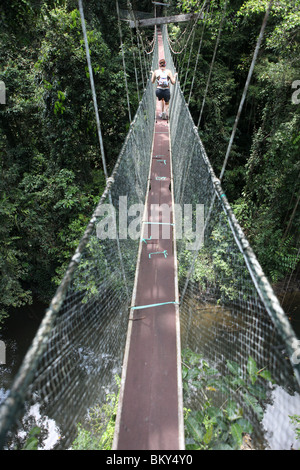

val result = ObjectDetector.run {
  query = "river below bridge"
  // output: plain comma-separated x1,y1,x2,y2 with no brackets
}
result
0,292,299,450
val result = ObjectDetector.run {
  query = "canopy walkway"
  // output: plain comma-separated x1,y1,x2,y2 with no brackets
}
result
0,1,299,451
113,29,184,450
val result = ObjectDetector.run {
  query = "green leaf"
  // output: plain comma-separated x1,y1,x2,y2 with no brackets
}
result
247,356,258,384
186,415,204,443
22,426,41,450
182,366,188,379
206,406,223,424
248,383,266,400
258,369,273,382
231,422,243,448
225,375,246,388
226,400,243,421
226,360,242,376
203,424,214,445
243,392,264,421
236,418,253,435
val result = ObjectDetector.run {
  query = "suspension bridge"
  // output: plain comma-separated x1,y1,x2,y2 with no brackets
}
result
0,0,299,451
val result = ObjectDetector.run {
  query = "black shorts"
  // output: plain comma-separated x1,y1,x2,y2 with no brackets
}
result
156,88,170,103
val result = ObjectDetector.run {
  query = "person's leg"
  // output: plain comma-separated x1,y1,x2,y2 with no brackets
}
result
156,89,165,118
164,90,171,119
165,101,169,117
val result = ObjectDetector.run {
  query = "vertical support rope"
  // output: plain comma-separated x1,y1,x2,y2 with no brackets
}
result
79,0,130,300
116,0,132,123
197,0,227,128
219,0,273,181
127,0,147,89
188,3,209,106
78,0,108,180
128,17,140,102
181,1,207,93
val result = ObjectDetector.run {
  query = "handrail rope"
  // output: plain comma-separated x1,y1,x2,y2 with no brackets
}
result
174,91,300,387
219,0,273,181
144,34,156,49
0,104,144,448
136,30,146,89
143,34,157,55
126,0,156,89
162,26,197,208
166,21,191,74
188,3,210,106
136,27,151,78
136,16,157,56
168,23,190,45
138,20,156,50
197,0,227,128
116,0,132,123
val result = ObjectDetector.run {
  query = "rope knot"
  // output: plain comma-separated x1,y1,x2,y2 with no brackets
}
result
107,176,115,186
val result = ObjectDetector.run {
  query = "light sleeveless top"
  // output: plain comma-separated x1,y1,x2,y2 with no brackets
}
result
156,70,170,89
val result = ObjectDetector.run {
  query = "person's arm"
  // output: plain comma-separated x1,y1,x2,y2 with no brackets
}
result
150,70,157,84
167,70,178,85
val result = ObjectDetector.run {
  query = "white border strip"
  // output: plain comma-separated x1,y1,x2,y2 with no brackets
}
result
168,119,185,450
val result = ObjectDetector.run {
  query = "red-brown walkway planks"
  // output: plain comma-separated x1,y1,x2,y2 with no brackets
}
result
113,30,184,451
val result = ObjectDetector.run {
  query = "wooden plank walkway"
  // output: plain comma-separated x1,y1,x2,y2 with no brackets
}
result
113,30,184,451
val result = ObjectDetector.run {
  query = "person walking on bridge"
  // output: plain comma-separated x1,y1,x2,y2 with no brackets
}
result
151,58,177,120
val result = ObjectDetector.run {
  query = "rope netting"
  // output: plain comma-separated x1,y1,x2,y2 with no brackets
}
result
163,26,300,450
0,28,158,450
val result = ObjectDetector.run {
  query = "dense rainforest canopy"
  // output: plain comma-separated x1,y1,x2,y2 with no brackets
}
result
0,0,299,328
